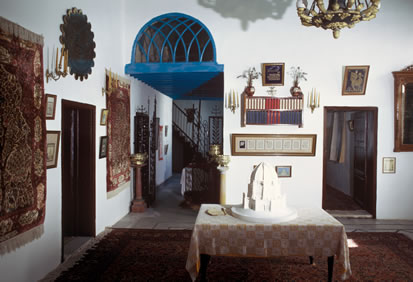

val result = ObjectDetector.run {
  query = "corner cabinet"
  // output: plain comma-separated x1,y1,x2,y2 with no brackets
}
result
241,94,304,127
392,66,413,152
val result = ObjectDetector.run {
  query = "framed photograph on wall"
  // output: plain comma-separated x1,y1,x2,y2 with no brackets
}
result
382,157,396,173
46,131,60,168
45,94,57,120
231,133,316,156
342,65,370,95
100,109,109,125
261,63,285,86
99,136,108,159
276,166,292,177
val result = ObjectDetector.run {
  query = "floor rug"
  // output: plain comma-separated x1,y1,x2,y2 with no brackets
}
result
55,229,413,281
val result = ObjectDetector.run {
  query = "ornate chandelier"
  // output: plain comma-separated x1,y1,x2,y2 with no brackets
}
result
296,0,381,39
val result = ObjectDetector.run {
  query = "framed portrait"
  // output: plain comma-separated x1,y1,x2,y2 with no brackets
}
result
276,166,292,178
45,94,57,120
382,157,396,173
261,63,285,86
232,134,316,156
100,109,109,125
164,144,169,155
342,65,370,95
165,125,168,137
99,136,108,159
46,131,60,168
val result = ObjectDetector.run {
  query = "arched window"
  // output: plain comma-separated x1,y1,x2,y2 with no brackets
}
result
125,13,223,99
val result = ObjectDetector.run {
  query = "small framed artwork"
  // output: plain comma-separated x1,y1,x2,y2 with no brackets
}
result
276,166,292,178
46,131,60,168
261,63,285,86
164,144,169,155
45,94,57,120
165,125,168,137
342,65,370,95
100,109,109,125
382,157,396,173
99,136,108,159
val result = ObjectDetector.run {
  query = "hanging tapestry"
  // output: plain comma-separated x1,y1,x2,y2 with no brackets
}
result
106,71,131,193
0,17,46,254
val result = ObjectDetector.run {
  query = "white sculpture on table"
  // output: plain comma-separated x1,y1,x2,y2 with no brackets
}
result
232,162,297,223
243,162,287,213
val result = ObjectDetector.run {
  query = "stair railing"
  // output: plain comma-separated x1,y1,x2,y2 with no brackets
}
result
172,102,209,158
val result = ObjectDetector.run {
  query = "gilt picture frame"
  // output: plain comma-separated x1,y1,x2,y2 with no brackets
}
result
46,131,60,168
261,63,285,86
45,94,57,120
100,109,109,125
231,133,316,156
342,65,370,95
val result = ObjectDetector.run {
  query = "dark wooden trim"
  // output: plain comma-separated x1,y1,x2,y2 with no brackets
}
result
322,106,377,218
61,99,96,262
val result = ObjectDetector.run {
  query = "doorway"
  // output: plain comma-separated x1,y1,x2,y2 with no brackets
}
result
61,100,96,261
323,107,377,218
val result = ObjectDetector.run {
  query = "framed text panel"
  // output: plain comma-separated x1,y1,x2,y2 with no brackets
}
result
231,134,316,156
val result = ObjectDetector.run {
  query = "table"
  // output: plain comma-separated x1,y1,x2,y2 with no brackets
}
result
185,204,351,281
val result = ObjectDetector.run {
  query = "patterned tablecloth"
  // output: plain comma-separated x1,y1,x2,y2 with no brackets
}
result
186,204,351,281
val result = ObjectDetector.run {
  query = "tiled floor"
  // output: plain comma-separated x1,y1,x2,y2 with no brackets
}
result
41,173,413,281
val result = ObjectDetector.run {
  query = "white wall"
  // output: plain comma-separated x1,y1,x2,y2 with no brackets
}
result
0,1,165,281
122,0,413,219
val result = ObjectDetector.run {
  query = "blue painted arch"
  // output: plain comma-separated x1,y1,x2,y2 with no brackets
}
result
125,13,223,100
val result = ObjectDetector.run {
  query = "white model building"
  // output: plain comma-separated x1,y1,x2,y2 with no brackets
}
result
243,162,287,213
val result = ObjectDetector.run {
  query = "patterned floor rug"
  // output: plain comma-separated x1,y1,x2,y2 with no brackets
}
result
55,229,413,281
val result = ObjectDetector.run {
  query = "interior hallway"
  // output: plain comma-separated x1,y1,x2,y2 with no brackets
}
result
41,174,413,281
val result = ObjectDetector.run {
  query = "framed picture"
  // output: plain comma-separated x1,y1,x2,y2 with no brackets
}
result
99,136,108,159
276,166,292,178
342,65,370,95
164,144,169,155
158,125,163,160
100,109,109,125
46,131,60,168
261,63,285,86
382,157,396,173
165,125,168,137
231,134,316,156
45,94,57,120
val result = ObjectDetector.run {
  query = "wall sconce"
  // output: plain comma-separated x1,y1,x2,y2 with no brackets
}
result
224,89,239,113
45,46,68,83
101,69,127,96
307,88,320,113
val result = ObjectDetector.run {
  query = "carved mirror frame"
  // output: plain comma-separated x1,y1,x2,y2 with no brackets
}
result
59,7,96,81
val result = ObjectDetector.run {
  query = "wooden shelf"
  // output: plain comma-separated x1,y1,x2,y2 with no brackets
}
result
241,95,303,127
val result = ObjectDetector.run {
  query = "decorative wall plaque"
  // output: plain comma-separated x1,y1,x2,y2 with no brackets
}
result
60,7,96,81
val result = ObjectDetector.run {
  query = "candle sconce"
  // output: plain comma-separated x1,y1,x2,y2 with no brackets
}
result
102,69,127,96
45,46,68,83
307,88,320,113
224,89,239,114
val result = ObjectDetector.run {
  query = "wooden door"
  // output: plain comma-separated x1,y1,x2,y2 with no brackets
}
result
62,100,96,238
353,112,368,207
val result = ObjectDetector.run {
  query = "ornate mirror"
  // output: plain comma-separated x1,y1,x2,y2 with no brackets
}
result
60,7,96,81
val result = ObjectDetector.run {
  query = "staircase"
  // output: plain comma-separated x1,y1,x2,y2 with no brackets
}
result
172,102,210,162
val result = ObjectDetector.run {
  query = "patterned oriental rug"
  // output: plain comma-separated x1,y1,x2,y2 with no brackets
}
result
0,17,46,254
106,73,130,194
55,229,413,281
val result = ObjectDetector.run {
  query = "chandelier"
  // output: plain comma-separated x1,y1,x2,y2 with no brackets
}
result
296,0,381,39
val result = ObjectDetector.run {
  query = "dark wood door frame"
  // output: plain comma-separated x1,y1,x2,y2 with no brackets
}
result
61,99,96,261
322,106,378,218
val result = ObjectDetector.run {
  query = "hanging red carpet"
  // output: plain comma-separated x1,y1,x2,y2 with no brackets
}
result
0,17,46,253
106,73,131,193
